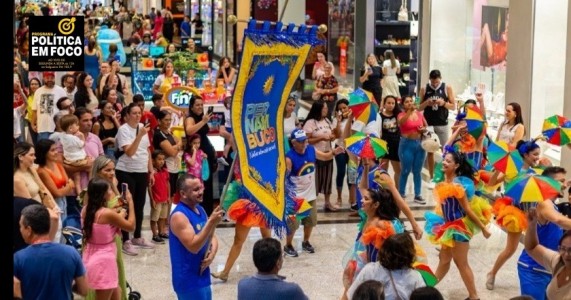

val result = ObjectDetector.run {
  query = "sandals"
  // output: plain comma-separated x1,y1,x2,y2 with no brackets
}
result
324,203,340,212
486,273,495,290
210,271,229,282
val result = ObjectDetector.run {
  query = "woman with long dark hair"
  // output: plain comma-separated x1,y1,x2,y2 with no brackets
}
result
84,36,102,89
303,101,337,211
425,150,491,300
496,102,524,148
184,94,217,215
332,99,354,208
93,100,121,160
380,95,402,188
82,178,134,300
74,72,99,111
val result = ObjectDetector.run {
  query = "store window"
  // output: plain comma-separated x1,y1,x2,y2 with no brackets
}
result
327,0,355,87
429,0,509,141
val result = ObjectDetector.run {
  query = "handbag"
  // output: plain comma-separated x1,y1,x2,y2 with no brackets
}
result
312,75,324,101
421,128,441,153
201,157,210,181
410,13,418,37
398,0,408,21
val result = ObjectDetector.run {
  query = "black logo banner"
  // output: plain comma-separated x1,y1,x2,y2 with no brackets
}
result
28,16,84,71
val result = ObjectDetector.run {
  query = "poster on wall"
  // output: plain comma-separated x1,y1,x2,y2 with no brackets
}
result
472,1,509,71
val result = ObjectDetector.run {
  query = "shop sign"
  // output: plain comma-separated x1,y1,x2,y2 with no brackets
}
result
165,86,198,111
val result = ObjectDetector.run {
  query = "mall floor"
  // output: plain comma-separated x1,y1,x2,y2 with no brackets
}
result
119,174,523,300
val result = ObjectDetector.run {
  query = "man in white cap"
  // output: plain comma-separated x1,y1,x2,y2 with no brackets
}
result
283,129,340,257
31,71,67,141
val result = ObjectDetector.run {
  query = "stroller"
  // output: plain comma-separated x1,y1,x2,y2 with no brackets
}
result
61,214,142,300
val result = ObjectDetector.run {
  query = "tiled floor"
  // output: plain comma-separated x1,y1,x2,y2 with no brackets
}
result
115,165,528,299
123,221,523,300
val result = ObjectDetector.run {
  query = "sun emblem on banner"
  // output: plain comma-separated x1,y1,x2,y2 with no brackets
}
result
263,75,274,95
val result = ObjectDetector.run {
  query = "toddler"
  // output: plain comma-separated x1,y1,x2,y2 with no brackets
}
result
184,134,208,181
59,114,91,195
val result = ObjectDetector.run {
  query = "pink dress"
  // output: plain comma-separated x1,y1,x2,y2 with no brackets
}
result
82,210,119,289
184,150,205,181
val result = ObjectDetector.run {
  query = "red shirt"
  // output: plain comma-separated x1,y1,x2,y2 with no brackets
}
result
141,110,158,151
151,168,169,203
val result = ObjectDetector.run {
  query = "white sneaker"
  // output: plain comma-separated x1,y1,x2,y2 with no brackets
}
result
131,237,155,249
217,157,230,166
426,180,435,190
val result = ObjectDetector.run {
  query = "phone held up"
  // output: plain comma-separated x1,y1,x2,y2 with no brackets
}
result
121,183,129,217
207,106,214,115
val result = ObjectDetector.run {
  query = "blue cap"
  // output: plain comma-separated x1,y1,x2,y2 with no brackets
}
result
290,128,307,142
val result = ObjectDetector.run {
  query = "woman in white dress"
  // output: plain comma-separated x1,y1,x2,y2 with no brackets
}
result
382,50,401,99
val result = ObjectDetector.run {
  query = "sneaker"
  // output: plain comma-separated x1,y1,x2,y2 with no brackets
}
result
350,203,358,211
426,180,436,190
217,157,230,166
414,196,427,205
152,235,165,244
302,241,315,253
283,245,299,257
122,240,139,256
159,233,169,239
131,237,155,249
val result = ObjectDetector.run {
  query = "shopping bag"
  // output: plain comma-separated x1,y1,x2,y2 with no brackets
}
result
201,157,210,181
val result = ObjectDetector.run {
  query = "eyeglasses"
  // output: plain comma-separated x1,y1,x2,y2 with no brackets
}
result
559,246,571,255
61,103,74,110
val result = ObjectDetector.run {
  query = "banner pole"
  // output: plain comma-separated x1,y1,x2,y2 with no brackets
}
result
279,0,290,23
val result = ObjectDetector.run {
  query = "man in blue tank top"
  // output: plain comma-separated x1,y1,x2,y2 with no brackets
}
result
517,167,570,300
419,70,456,189
169,174,224,300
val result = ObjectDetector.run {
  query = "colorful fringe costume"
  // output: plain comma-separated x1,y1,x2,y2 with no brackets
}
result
425,176,492,248
221,169,311,236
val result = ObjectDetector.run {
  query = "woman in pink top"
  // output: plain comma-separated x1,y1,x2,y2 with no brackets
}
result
397,96,428,204
82,178,135,299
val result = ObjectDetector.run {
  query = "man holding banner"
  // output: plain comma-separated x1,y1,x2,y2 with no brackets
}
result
284,129,341,257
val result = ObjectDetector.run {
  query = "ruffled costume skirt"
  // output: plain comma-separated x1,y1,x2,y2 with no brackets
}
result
424,177,492,248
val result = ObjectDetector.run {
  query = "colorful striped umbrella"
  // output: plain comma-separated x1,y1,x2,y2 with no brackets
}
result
348,88,379,124
413,262,438,287
345,132,387,159
542,115,571,146
505,174,561,208
464,106,486,140
487,140,524,178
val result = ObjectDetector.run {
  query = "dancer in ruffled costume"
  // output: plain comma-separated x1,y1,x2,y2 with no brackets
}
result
210,156,311,282
342,158,427,298
486,138,545,289
425,150,491,300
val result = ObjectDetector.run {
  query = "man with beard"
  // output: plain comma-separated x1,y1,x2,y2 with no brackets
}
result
169,174,224,300
32,72,67,141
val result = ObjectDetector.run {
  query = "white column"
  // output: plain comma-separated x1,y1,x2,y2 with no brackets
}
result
278,0,305,24
560,0,571,173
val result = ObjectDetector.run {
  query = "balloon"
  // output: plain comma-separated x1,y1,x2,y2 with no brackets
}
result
97,26,127,66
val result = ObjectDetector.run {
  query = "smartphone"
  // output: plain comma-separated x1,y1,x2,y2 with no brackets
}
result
337,111,342,117
207,106,214,114
121,183,128,201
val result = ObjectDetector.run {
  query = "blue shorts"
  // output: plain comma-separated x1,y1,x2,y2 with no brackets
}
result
176,286,212,300
225,126,232,134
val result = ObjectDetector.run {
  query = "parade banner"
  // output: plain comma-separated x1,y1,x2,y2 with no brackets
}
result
232,20,321,230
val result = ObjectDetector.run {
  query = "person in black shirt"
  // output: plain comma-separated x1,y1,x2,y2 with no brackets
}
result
379,95,402,187
359,53,383,107
418,70,456,189
191,13,204,36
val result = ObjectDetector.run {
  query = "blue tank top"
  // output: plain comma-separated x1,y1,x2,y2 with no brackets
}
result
366,219,404,262
169,202,211,293
518,204,563,272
